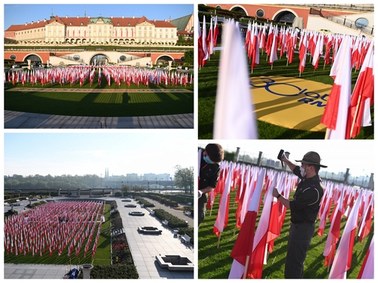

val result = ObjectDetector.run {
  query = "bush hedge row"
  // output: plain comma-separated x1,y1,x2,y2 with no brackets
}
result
153,209,188,228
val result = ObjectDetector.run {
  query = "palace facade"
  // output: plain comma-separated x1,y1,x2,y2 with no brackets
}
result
5,15,179,46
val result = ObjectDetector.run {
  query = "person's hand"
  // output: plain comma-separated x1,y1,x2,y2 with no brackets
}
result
272,188,280,198
280,152,288,163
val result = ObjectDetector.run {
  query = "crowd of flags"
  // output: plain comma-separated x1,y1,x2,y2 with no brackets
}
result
200,156,374,279
199,15,374,139
4,201,105,258
5,66,193,88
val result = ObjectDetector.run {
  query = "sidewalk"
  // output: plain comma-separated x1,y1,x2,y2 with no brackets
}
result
4,264,69,279
5,110,193,128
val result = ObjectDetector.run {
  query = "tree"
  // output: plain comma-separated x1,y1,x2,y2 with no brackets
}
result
184,50,194,65
174,166,194,194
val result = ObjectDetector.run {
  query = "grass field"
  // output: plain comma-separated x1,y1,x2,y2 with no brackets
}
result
4,77,193,116
198,190,373,279
198,52,373,139
4,204,112,266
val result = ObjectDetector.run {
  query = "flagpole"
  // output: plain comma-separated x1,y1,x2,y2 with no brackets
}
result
348,93,363,139
242,255,250,279
217,234,221,248
324,128,331,139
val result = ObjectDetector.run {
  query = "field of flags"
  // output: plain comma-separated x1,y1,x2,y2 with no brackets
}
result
4,201,105,262
199,15,374,139
5,66,193,88
199,158,374,279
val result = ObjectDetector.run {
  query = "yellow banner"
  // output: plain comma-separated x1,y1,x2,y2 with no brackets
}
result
251,76,331,132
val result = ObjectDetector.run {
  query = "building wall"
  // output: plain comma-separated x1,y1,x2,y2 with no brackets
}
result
307,14,374,38
9,17,178,46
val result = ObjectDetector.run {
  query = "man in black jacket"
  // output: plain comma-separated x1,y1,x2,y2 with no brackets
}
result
198,143,224,226
273,151,327,278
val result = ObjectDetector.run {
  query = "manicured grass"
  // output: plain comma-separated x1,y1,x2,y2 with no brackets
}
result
198,51,373,139
5,204,112,266
5,90,193,117
198,190,373,279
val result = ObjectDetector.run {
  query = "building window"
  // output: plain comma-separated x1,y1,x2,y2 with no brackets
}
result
355,17,369,29
256,9,265,18
10,55,16,60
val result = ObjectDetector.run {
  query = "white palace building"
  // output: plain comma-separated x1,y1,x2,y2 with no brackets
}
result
5,15,179,46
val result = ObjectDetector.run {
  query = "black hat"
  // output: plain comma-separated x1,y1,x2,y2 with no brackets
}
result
295,151,327,168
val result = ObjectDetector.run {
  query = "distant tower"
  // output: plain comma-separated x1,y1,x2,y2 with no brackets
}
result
105,168,109,179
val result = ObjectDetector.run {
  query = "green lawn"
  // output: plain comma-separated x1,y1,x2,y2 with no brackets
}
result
199,190,373,279
5,89,193,117
198,52,373,139
5,204,112,266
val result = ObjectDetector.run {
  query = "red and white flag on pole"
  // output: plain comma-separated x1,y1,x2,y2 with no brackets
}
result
345,41,374,139
357,238,374,279
229,168,266,279
247,171,277,278
321,35,352,139
323,187,344,267
213,162,233,237
329,191,362,278
298,31,308,74
213,20,258,139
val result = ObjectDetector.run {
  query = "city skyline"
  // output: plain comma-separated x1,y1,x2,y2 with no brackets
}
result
4,3,193,29
5,132,195,177
199,140,375,178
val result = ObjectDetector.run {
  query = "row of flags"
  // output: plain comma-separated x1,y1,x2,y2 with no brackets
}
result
5,66,193,88
203,17,374,139
201,157,374,279
4,201,104,258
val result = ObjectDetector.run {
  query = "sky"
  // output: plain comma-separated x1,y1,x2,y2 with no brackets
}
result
5,132,195,177
199,140,375,178
4,3,193,29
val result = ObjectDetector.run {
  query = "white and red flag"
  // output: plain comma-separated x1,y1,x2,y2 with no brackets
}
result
229,168,266,279
213,162,233,237
329,191,362,278
321,35,352,139
213,20,258,139
345,41,374,139
357,238,374,279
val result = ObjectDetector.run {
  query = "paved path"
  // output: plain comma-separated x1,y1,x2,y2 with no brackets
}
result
116,198,193,279
4,264,71,279
5,110,193,128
